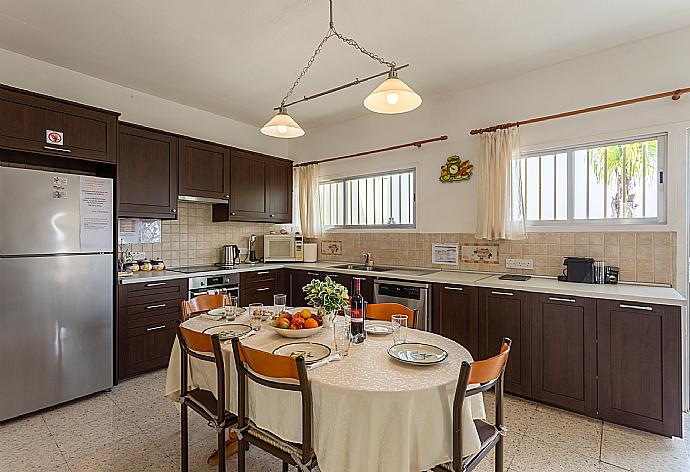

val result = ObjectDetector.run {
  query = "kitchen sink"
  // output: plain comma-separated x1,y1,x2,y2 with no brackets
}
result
333,264,393,272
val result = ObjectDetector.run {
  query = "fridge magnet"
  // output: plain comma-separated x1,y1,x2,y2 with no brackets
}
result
439,155,473,182
461,245,498,264
321,240,342,255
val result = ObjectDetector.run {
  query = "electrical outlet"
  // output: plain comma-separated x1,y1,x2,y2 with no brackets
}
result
131,252,146,260
505,258,534,269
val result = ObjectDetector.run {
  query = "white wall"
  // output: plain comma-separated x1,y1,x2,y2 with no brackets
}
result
289,26,690,233
0,48,288,157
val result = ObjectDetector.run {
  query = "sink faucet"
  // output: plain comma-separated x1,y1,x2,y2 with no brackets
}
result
362,253,372,267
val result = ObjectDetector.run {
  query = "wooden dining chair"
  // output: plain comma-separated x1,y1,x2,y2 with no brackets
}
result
366,302,418,329
231,337,318,472
433,338,512,472
176,322,238,472
181,293,224,321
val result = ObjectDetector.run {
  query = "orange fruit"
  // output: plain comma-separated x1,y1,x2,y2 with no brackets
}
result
299,309,312,319
304,318,318,329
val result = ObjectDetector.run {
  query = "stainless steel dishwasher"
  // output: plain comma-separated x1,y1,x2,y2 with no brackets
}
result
373,279,431,331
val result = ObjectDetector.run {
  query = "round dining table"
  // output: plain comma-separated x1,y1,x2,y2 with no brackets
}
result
164,311,486,472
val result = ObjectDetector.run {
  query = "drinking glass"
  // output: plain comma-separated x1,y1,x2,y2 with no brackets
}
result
224,294,239,322
391,314,408,345
333,320,351,357
273,293,287,318
249,303,263,331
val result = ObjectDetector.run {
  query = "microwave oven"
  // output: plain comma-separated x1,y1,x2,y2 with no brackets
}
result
262,234,304,262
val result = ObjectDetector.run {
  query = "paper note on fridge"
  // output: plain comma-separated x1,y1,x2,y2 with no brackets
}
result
79,176,113,252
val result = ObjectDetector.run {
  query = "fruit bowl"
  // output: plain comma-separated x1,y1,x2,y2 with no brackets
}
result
270,325,323,338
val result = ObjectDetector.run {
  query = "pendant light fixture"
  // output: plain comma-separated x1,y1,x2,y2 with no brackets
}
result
261,0,421,138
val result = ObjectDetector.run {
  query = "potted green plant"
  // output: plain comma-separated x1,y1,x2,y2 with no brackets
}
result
302,276,349,327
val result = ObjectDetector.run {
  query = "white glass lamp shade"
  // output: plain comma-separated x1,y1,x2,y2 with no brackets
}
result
364,76,422,114
261,110,305,138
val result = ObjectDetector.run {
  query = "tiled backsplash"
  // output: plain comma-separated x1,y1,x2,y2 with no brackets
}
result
121,202,287,268
121,201,676,286
317,231,677,286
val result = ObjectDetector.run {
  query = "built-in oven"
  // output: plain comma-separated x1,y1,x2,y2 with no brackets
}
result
188,273,240,299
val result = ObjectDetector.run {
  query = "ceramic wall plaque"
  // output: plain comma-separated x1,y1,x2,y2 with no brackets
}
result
439,155,473,182
321,240,343,255
461,244,498,264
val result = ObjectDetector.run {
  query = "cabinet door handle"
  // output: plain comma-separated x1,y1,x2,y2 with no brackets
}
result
224,195,230,198
307,272,320,276
231,212,236,216
256,287,270,292
256,271,270,275
444,286,463,291
270,214,275,218
327,274,339,278
43,145,71,153
146,304,166,309
491,291,514,296
145,282,166,287
146,325,166,331
548,297,576,303
171,208,177,213
619,304,653,311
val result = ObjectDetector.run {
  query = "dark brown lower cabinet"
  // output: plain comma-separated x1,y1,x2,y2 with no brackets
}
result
239,269,285,306
432,284,478,357
288,269,321,307
480,288,531,397
597,300,681,436
531,294,597,416
117,278,188,380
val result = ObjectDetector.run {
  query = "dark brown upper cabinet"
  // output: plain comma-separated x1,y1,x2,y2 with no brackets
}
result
118,123,178,219
0,84,118,163
480,288,532,397
596,299,681,437
178,138,230,201
266,157,293,222
213,149,293,223
432,284,479,358
531,294,597,416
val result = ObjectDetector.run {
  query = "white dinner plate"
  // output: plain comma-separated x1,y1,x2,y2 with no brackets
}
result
365,320,393,335
273,342,331,364
202,323,252,340
387,343,448,366
202,307,246,320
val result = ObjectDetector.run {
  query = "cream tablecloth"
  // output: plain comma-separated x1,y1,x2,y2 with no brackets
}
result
165,313,486,472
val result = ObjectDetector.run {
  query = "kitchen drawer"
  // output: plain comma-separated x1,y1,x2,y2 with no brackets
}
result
123,321,177,378
122,301,182,329
241,269,279,286
119,278,188,306
240,284,277,306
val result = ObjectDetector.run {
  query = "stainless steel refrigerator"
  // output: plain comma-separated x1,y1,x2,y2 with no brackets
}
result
0,167,114,421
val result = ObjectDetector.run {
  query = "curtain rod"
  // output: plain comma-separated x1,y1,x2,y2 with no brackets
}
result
469,87,690,135
293,135,448,168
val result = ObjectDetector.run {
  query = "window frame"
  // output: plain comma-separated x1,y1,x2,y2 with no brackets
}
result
319,168,417,230
520,133,667,227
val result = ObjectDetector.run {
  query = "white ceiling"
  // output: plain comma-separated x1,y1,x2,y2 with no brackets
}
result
1,0,690,129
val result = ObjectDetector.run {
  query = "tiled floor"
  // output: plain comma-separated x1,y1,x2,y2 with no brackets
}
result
1,369,689,471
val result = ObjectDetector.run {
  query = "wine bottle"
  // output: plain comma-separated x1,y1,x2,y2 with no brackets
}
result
351,277,366,343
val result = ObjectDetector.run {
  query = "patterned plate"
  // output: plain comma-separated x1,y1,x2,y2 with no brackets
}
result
387,342,448,366
273,342,331,365
365,320,393,335
202,323,252,340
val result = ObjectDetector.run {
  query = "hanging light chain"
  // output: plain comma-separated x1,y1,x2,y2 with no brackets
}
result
281,29,334,106
330,26,396,69
279,0,396,107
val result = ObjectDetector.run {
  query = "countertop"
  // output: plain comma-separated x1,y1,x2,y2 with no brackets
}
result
119,261,687,306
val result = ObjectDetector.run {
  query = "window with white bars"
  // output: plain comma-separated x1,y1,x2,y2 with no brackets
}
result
319,169,416,228
515,134,666,224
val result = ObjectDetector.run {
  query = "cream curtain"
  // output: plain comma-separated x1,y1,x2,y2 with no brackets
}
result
296,163,322,238
475,127,526,240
